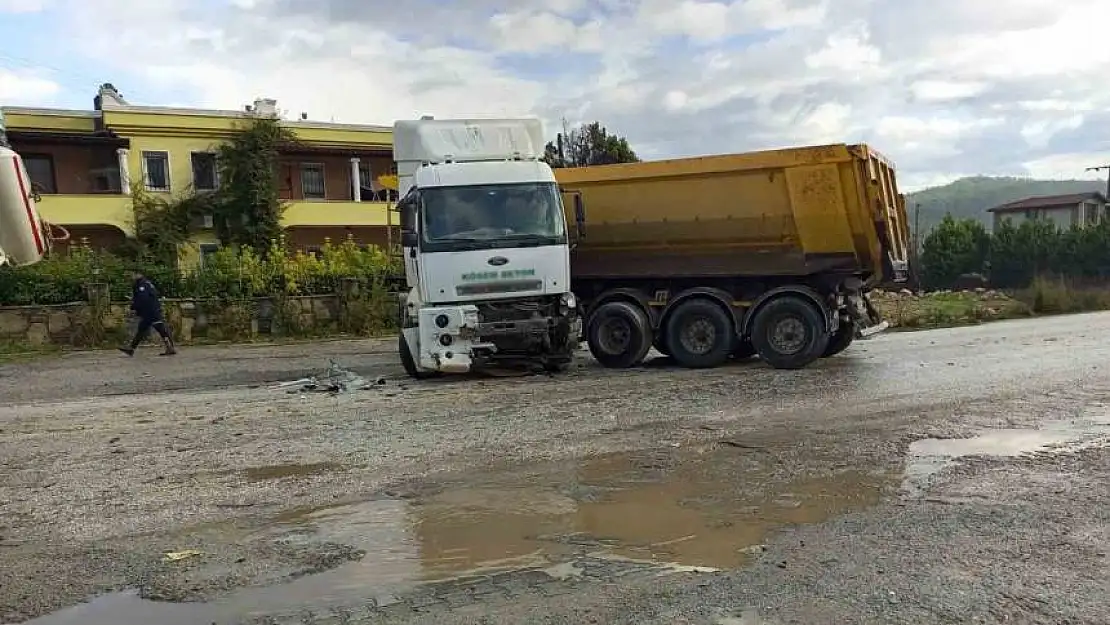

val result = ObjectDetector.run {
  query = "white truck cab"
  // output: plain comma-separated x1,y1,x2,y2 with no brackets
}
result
393,117,580,377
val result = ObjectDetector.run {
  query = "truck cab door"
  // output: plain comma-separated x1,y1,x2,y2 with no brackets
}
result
398,188,420,289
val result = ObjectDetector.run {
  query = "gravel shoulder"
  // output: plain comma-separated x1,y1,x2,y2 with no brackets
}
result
2,314,1110,623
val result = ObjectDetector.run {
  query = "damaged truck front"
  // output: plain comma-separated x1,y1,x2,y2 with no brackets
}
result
556,143,911,371
393,117,580,378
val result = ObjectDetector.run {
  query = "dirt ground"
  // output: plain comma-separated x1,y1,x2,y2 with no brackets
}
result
2,315,1109,624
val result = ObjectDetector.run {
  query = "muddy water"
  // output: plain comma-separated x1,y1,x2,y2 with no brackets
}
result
23,448,892,624
243,461,345,481
902,414,1110,494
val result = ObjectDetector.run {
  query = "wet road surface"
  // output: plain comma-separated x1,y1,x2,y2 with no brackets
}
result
2,313,1110,624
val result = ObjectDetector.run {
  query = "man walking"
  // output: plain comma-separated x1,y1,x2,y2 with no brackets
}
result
120,269,177,356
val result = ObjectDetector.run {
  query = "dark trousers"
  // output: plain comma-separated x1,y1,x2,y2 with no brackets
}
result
130,316,171,349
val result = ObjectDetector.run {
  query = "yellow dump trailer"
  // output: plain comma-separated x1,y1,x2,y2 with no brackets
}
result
555,143,911,371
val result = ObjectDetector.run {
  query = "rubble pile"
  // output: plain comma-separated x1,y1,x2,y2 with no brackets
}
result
869,288,1022,328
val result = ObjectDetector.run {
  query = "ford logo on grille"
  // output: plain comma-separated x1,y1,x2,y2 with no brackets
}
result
487,256,509,266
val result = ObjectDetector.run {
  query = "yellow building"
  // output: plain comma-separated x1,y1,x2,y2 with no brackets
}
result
1,83,396,264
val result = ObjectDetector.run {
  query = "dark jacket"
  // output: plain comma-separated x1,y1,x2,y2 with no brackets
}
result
131,277,163,320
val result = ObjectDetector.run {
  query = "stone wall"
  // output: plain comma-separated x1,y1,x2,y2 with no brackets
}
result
0,281,394,347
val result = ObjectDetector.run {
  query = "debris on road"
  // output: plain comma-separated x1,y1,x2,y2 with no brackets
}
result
273,360,390,395
163,549,202,562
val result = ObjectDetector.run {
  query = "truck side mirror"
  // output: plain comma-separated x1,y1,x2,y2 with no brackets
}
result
401,230,418,248
573,194,586,238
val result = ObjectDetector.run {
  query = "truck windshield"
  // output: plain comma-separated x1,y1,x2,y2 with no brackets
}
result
420,182,566,252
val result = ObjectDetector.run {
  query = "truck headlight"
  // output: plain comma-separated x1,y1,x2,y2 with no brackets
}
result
559,293,577,313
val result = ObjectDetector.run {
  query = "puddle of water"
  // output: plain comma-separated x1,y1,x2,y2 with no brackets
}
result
903,417,1110,494
23,448,891,625
243,461,344,481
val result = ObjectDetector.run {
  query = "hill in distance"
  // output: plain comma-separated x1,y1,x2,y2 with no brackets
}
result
906,176,1105,234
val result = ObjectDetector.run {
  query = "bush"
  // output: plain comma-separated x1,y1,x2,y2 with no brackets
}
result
920,215,989,290
1014,275,1110,314
0,236,400,306
923,213,1110,290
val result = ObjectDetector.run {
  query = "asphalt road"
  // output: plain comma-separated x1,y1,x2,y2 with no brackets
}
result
2,314,1109,624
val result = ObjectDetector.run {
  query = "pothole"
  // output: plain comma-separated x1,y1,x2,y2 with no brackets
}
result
903,416,1110,496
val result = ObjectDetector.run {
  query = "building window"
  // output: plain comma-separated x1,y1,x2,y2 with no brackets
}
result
191,152,218,191
142,151,170,191
355,162,373,201
199,243,220,266
1086,202,1100,226
300,163,325,199
22,154,56,194
305,245,322,258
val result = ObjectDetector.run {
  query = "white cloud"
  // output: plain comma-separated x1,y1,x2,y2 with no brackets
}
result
910,80,987,102
637,0,826,41
6,0,1106,190
1020,115,1084,149
1023,153,1110,181
0,0,47,12
900,171,981,194
0,68,60,104
489,11,603,52
804,23,884,77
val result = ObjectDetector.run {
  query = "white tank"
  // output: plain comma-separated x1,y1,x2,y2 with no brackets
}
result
0,145,50,266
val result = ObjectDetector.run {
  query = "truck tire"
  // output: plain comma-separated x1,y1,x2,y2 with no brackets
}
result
587,301,652,368
749,296,830,370
398,332,439,379
665,299,733,369
822,322,855,357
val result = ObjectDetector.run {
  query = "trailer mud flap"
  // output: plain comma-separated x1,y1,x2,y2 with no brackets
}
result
854,292,888,339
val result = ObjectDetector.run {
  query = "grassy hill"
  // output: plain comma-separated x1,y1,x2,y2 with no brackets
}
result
906,176,1105,235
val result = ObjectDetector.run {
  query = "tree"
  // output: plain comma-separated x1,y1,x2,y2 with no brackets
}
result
543,121,639,168
211,116,300,255
919,215,990,289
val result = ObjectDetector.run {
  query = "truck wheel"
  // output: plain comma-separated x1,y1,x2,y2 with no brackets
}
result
587,301,652,368
822,322,855,358
665,299,733,369
398,332,438,379
749,296,830,370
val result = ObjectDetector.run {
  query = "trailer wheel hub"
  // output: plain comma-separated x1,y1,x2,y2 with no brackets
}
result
597,318,632,355
680,318,716,355
770,316,807,355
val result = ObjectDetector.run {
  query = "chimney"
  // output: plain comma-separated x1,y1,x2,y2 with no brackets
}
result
94,83,128,110
300,112,308,120
252,97,278,117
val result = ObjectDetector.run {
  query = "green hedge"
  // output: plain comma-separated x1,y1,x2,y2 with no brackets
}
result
0,238,400,306
921,215,1110,290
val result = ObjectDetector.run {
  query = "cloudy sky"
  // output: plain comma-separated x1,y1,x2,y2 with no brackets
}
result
1,0,1108,190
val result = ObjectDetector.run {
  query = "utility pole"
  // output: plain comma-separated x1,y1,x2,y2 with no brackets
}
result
910,202,923,291
913,202,921,254
1085,164,1110,200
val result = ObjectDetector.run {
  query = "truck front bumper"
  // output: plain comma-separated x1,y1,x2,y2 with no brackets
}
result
416,304,581,373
